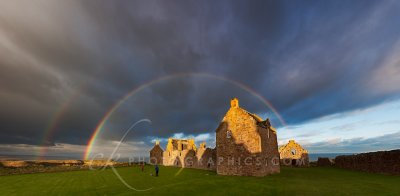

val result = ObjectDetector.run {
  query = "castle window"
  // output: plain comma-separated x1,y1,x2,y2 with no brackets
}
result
227,130,232,139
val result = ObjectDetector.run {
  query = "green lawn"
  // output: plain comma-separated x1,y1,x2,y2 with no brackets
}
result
0,166,399,195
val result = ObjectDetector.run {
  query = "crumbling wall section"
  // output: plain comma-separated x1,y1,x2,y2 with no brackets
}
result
335,150,400,175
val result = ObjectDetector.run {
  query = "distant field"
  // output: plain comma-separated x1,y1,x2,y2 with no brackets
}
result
0,166,399,195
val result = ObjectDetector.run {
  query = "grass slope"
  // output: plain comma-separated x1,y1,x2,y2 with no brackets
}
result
0,166,399,195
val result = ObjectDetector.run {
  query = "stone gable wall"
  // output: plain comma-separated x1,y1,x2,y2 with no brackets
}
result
149,145,164,165
216,106,280,176
279,140,309,167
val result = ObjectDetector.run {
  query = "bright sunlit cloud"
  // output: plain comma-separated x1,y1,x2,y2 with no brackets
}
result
278,99,400,153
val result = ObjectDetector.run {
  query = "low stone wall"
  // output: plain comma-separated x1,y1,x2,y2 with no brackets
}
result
317,157,333,167
0,160,124,175
1,161,29,168
280,157,309,167
0,160,119,168
335,150,400,175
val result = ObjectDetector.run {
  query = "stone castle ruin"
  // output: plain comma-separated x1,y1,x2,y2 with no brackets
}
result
150,138,216,170
150,98,280,176
279,140,309,167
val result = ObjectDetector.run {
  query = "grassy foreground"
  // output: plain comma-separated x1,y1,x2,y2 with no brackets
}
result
0,165,399,195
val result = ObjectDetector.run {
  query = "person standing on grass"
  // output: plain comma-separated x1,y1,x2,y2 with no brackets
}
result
155,164,159,176
141,163,144,172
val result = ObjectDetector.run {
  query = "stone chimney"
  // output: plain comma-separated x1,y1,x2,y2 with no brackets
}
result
230,98,239,108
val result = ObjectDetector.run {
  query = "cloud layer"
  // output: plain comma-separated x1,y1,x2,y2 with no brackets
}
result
0,0,400,158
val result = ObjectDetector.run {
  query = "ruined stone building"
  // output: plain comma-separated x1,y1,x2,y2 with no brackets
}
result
216,98,280,176
164,138,196,167
149,138,216,170
150,98,280,176
279,140,309,167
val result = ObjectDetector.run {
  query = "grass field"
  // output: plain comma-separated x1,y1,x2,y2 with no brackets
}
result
0,166,399,195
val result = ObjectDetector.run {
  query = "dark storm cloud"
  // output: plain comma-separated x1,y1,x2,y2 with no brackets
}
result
0,0,400,153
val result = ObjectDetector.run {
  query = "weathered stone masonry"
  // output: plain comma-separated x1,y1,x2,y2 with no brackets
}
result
335,150,400,175
279,140,309,167
149,138,216,170
216,98,280,176
150,98,281,176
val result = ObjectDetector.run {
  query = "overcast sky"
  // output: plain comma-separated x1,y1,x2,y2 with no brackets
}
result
0,0,399,159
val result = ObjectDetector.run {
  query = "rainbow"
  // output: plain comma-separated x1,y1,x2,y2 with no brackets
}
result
38,85,87,160
37,102,69,160
83,73,286,160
